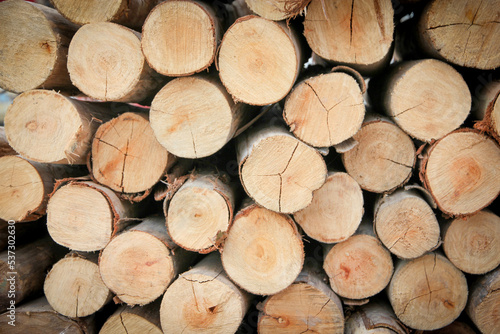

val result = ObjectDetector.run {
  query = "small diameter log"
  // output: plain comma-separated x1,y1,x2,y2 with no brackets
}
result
68,22,163,103
99,216,195,306
237,125,327,213
221,203,304,295
388,253,468,331
142,1,220,77
150,76,250,159
4,90,116,164
47,180,137,251
165,171,236,253
374,188,440,259
344,299,408,334
474,80,500,143
100,300,162,334
323,222,394,300
283,69,365,147
0,127,16,158
418,0,500,70
219,16,302,106
294,171,364,244
467,266,500,334
0,236,65,312
342,116,416,193
0,0,77,93
160,253,251,334
92,112,176,194
245,0,291,21
303,0,394,75
0,155,84,222
44,252,112,317
258,266,344,333
0,297,95,334
369,59,471,142
50,0,159,30
419,129,500,216
442,210,500,275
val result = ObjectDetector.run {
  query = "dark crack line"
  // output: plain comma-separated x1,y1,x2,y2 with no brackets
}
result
191,281,201,313
305,82,328,111
182,270,223,284
119,311,130,334
394,103,424,117
97,138,126,155
278,174,283,212
349,0,355,47
315,299,330,317
280,143,299,175
119,139,129,191
75,286,80,317
388,227,411,250
471,0,484,25
382,158,412,169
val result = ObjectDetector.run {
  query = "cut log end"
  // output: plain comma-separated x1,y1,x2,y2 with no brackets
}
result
419,0,500,70
443,210,500,275
342,119,416,193
100,305,163,334
284,72,365,147
51,0,124,25
324,234,393,300
422,129,500,216
294,172,363,243
245,0,290,21
219,16,300,106
222,205,304,295
44,254,111,318
142,1,218,76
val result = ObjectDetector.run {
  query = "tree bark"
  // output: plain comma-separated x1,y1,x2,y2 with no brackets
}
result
323,221,394,300
0,127,16,158
67,22,164,103
160,253,251,334
99,216,196,306
303,0,394,75
473,80,500,144
237,124,327,213
467,266,500,334
44,251,112,317
92,112,176,194
221,203,304,295
293,171,364,243
0,0,77,93
388,252,468,331
368,59,471,142
374,188,440,259
219,15,302,106
100,299,162,334
342,115,416,193
442,210,500,275
344,299,408,334
4,90,118,164
150,75,252,159
419,128,500,216
0,156,85,222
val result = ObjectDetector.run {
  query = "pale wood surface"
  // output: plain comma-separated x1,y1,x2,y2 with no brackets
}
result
467,266,500,334
245,0,290,21
100,300,162,334
344,299,408,334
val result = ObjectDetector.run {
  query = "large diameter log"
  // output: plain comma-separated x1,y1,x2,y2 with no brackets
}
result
374,188,440,259
68,22,164,103
369,59,470,142
0,297,95,334
100,300,162,334
0,156,84,222
0,0,77,93
92,112,176,194
99,216,196,306
283,69,365,147
418,0,500,70
237,125,327,213
419,129,500,216
467,266,500,334
219,16,302,106
47,181,138,251
221,203,304,295
165,171,236,253
342,116,416,193
303,0,394,75
44,252,112,317
0,236,65,312
294,171,364,243
50,0,159,30
4,90,117,164
160,253,251,334
442,210,500,275
388,253,468,331
142,1,220,77
0,127,16,158
474,81,500,144
344,299,408,334
258,266,344,333
150,76,251,159
323,222,394,300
